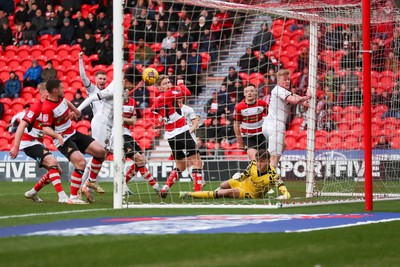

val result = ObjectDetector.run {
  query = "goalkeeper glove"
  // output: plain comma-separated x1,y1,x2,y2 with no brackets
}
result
232,172,242,180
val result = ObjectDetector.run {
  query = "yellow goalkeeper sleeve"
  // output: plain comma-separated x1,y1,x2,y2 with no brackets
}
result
279,185,291,199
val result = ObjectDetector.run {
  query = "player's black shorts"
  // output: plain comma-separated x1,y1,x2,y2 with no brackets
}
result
168,130,198,160
58,131,95,159
242,134,268,150
124,134,143,158
24,144,52,168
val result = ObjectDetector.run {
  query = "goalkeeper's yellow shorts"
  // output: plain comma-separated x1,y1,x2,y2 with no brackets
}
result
228,179,256,199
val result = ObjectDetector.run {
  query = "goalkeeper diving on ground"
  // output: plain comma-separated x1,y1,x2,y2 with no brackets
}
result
179,149,290,200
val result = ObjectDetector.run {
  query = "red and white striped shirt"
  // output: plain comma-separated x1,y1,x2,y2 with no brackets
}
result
42,98,75,146
123,97,135,136
21,100,44,143
152,84,191,139
233,99,267,136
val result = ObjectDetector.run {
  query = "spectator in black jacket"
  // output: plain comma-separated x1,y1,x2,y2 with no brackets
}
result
20,20,38,47
14,4,29,25
252,23,275,53
40,10,58,36
32,9,46,34
0,22,13,47
58,18,75,45
222,66,241,93
81,31,97,56
238,47,259,74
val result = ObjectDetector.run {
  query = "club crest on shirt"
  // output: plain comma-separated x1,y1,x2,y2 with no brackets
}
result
43,114,48,122
27,111,34,118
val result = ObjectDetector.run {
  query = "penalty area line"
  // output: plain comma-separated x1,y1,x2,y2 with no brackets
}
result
0,208,112,220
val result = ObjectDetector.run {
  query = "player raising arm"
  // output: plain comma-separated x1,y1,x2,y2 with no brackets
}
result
41,78,107,204
179,149,290,200
10,83,69,203
262,69,311,168
233,85,268,161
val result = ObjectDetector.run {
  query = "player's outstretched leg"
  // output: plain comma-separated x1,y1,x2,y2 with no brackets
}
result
160,168,180,198
85,157,105,194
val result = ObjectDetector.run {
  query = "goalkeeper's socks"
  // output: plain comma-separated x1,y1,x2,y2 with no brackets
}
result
70,169,84,197
137,165,159,188
48,168,63,193
192,169,204,192
33,172,50,191
165,168,179,188
89,158,103,181
189,191,217,199
125,164,137,183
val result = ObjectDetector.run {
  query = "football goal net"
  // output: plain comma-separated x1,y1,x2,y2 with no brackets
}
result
111,0,400,209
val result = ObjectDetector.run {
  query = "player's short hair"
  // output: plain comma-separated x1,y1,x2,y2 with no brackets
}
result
46,78,61,92
256,149,270,161
277,69,290,77
156,74,169,86
244,85,256,91
95,70,106,76
124,66,142,85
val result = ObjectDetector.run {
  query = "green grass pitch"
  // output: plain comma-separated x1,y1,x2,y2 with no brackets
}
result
0,182,400,267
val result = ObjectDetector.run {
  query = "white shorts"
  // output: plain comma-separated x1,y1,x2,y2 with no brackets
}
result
91,115,113,148
262,120,285,156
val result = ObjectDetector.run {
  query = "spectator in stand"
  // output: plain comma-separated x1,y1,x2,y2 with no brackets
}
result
210,16,222,46
41,60,57,82
385,51,399,73
135,8,148,29
31,9,46,35
339,68,359,94
205,91,225,119
0,0,14,16
81,31,97,56
133,83,151,110
164,5,179,32
20,20,37,47
71,89,92,121
381,88,400,119
14,23,24,46
187,49,202,75
191,16,207,42
258,53,276,74
323,68,340,93
58,18,75,45
161,30,176,53
40,10,59,36
196,137,207,157
72,10,85,28
157,48,168,65
2,71,21,99
371,39,386,72
231,79,245,102
238,47,259,74
219,116,236,144
132,38,155,66
217,84,230,104
0,10,7,26
297,46,309,72
251,22,275,53
95,11,111,35
316,102,335,132
176,59,196,94
92,38,113,66
155,20,167,43
128,18,144,44
61,0,82,13
341,49,362,70
265,67,277,91
176,28,193,51
222,66,241,93
295,66,309,96
198,28,218,62
323,85,335,104
0,79,4,96
7,104,30,133
324,24,342,51
14,4,29,25
206,117,224,144
0,22,13,48
225,94,238,118
374,135,391,149
23,59,43,88
143,19,156,43
75,20,88,44
86,12,97,34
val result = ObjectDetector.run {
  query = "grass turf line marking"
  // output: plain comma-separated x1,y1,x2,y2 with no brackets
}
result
285,218,400,233
0,208,111,220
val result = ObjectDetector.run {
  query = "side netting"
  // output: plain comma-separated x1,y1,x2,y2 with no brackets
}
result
113,0,400,208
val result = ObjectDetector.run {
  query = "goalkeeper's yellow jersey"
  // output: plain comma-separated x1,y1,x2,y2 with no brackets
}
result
239,161,284,198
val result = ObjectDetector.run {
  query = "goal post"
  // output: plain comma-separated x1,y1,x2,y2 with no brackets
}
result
111,0,400,209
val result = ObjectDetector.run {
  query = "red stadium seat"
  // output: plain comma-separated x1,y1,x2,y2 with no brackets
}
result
57,44,70,58
17,45,31,58
7,57,20,69
70,44,81,58
65,66,79,79
43,45,57,58
4,45,18,58
150,43,162,53
200,52,210,70
238,72,249,86
289,117,304,131
328,130,344,144
11,98,26,113
249,72,264,87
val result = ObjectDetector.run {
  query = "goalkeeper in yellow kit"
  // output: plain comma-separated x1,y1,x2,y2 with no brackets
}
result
179,149,291,200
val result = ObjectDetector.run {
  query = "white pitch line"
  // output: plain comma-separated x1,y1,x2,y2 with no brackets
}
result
0,208,112,220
